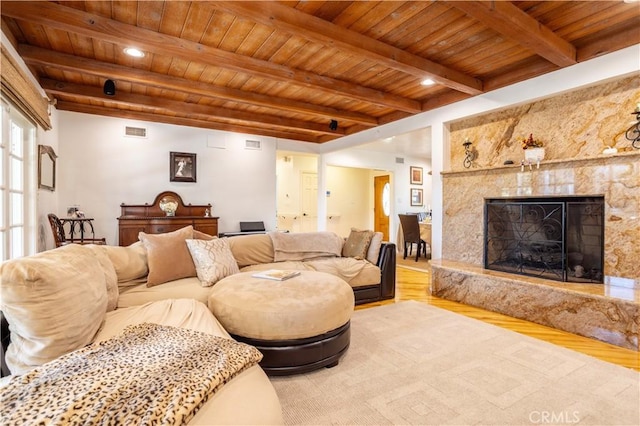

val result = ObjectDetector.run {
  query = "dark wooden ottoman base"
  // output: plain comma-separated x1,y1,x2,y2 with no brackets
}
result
231,321,350,376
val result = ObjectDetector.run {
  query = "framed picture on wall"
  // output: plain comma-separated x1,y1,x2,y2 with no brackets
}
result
170,152,196,183
410,188,423,206
410,166,423,185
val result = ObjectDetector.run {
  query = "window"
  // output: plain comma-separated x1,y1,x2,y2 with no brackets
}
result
382,182,391,217
1,97,37,260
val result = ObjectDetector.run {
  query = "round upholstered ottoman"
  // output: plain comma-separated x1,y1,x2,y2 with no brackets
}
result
208,270,355,376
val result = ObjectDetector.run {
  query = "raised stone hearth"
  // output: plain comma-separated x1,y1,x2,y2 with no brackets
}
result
437,153,639,350
431,260,639,350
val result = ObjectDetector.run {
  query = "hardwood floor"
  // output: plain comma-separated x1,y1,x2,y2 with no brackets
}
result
358,266,639,371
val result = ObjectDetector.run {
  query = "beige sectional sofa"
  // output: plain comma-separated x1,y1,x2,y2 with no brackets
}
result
0,226,396,423
116,229,396,308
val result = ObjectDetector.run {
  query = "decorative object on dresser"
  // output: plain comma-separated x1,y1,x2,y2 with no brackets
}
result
159,194,179,216
118,191,218,246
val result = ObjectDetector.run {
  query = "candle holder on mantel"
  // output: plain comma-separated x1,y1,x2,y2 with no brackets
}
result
462,139,476,168
625,108,640,149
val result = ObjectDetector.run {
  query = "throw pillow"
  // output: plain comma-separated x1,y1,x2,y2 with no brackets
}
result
366,231,384,264
342,228,374,260
186,238,239,287
139,226,196,287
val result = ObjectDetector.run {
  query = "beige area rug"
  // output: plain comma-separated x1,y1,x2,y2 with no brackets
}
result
269,301,640,425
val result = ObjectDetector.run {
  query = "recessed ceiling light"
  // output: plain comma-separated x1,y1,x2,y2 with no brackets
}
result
421,78,435,86
124,47,145,58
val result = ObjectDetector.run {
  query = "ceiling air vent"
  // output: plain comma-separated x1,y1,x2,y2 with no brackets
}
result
124,126,147,138
395,157,405,164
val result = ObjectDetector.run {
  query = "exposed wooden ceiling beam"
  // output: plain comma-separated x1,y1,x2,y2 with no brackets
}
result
55,101,323,143
213,1,483,95
19,45,378,127
1,1,421,113
41,79,344,137
448,1,577,67
577,26,640,62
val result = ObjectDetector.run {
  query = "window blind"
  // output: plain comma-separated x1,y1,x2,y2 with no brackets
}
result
1,44,51,130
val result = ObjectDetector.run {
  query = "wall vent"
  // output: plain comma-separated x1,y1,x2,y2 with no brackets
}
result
245,139,262,150
395,157,405,164
124,126,147,138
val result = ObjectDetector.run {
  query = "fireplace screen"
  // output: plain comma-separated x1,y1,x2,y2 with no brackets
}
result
484,197,604,283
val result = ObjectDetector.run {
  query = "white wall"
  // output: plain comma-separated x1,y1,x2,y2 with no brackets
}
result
56,112,277,246
275,153,317,233
322,148,431,242
325,165,370,236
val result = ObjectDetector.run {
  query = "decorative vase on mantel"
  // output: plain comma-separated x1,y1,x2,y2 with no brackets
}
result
524,147,545,163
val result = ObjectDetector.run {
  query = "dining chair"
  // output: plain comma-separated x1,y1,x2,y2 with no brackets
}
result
47,213,106,247
398,214,427,262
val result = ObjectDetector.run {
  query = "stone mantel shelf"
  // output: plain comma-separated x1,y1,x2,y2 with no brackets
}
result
441,150,640,177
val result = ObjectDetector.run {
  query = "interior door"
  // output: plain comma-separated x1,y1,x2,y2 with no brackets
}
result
301,172,318,232
374,175,390,241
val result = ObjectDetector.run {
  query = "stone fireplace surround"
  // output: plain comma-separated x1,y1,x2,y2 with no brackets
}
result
432,152,639,350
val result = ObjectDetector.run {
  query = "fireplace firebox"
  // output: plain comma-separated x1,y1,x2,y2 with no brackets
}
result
484,196,604,283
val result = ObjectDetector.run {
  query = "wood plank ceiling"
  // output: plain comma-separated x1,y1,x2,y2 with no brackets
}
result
2,1,639,143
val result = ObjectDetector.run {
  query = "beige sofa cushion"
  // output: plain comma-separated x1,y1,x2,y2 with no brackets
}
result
139,226,196,287
193,229,217,240
240,257,381,289
85,244,119,312
227,234,274,268
103,241,148,283
0,244,108,375
117,277,212,308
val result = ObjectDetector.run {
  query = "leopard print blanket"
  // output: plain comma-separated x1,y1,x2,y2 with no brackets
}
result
1,323,263,425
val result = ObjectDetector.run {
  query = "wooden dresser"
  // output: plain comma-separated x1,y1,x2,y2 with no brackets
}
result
118,191,218,246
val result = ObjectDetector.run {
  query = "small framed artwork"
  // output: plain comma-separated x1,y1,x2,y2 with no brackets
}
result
410,166,423,185
410,188,423,206
170,152,196,183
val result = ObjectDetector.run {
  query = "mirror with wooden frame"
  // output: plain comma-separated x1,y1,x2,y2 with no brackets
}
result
38,145,57,191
